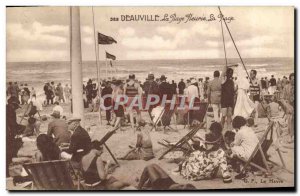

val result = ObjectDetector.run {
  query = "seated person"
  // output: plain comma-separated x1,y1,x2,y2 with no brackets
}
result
22,117,40,137
224,131,241,173
180,122,232,183
61,117,92,169
266,96,281,120
47,111,71,146
119,121,154,161
52,101,64,118
81,140,131,190
137,164,196,190
35,134,61,162
229,116,259,161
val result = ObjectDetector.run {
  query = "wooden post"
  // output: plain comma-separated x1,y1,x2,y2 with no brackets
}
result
70,6,84,126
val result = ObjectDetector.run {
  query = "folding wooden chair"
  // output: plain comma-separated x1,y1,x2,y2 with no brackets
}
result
98,126,120,166
238,122,293,181
149,103,177,132
158,122,205,160
23,160,80,190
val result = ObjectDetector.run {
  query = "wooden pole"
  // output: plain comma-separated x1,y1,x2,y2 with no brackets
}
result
105,57,108,80
70,6,84,126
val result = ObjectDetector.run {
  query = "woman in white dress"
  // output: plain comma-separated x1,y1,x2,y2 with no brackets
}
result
234,65,255,118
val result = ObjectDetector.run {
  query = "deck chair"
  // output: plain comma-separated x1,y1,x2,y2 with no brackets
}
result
158,122,205,160
150,103,177,132
23,160,80,190
98,126,120,166
238,122,293,181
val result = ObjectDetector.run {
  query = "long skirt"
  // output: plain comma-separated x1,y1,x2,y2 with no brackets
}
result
180,149,230,181
234,89,255,118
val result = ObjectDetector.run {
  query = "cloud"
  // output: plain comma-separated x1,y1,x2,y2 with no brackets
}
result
119,27,135,37
7,49,68,62
125,49,221,60
7,22,68,46
122,35,177,50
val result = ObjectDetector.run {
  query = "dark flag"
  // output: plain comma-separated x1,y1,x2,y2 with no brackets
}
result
98,32,117,44
106,51,116,60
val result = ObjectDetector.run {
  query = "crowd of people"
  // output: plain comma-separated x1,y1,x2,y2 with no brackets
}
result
6,64,294,190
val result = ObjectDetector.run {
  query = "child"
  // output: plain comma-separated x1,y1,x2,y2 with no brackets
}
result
224,131,241,173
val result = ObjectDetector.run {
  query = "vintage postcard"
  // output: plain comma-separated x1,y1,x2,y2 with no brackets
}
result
6,6,294,190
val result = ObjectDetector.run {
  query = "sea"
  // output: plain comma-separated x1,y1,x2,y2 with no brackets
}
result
6,57,294,98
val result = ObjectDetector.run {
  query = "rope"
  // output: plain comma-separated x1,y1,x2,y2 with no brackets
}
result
91,7,103,125
218,6,252,85
218,6,270,122
91,7,99,82
220,16,228,67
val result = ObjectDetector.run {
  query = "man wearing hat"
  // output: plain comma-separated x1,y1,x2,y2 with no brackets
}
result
124,74,143,128
47,111,71,146
178,79,186,95
143,73,160,116
159,75,172,101
62,116,91,165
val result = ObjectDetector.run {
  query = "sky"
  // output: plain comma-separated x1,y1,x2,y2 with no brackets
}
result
6,6,294,62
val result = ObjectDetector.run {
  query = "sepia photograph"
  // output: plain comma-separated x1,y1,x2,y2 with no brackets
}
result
6,6,295,191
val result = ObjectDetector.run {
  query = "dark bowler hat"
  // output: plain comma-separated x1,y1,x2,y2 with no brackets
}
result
114,80,122,86
129,74,135,79
51,110,61,118
147,73,155,80
160,75,167,81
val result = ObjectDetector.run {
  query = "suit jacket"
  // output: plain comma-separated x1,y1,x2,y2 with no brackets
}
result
66,126,91,162
207,78,222,104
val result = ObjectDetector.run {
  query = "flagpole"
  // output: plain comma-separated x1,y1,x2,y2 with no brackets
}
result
110,61,113,80
95,28,103,125
105,57,108,80
70,6,84,126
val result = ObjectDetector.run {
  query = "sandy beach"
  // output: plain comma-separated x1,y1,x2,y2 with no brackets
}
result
7,100,294,190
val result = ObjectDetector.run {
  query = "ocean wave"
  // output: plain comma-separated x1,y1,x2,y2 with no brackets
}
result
8,69,70,75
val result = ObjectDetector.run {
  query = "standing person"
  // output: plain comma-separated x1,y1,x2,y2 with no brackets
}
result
198,78,204,100
158,75,173,127
260,77,267,95
7,82,19,100
124,74,143,129
143,73,160,116
86,79,94,104
207,70,222,122
178,79,186,95
220,66,235,130
185,79,200,124
269,75,277,94
101,81,113,125
203,77,210,99
234,66,255,119
249,69,261,126
282,73,294,142
171,80,177,95
22,84,30,105
31,87,36,97
112,80,125,130
57,83,65,103
47,111,71,146
64,84,71,103
43,82,50,105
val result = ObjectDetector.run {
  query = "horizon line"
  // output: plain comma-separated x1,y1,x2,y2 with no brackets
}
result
6,56,294,63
